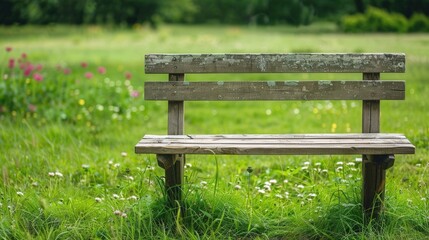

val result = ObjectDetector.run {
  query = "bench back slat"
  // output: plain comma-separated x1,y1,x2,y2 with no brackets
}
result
145,54,405,74
144,80,405,101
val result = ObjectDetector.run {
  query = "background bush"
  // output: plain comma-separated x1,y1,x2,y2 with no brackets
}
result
341,7,429,33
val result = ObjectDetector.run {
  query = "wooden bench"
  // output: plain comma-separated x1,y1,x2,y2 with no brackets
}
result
135,53,415,218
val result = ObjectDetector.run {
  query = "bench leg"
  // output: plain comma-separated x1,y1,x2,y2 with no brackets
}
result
157,154,184,210
362,154,395,219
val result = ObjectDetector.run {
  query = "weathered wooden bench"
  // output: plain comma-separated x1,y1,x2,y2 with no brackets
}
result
135,53,415,218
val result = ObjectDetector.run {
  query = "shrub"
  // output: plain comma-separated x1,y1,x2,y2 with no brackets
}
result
340,6,409,33
408,13,429,32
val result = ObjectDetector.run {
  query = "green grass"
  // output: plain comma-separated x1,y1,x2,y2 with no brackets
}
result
1,24,428,239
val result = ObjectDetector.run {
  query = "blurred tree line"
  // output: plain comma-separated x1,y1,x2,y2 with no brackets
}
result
1,0,429,27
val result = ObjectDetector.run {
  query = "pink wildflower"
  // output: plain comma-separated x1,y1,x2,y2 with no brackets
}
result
63,68,71,75
84,72,93,79
21,53,27,59
33,73,43,82
125,72,132,80
131,90,140,98
28,104,37,112
6,46,12,52
24,64,34,76
36,64,43,71
97,66,106,74
8,59,15,69
81,62,88,68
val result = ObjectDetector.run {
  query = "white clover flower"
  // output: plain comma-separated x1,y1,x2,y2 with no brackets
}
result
297,193,304,198
297,184,305,189
108,160,114,165
55,171,63,177
269,179,277,184
31,182,38,187
200,181,208,186
255,186,260,190
336,161,344,165
258,189,266,194
95,197,102,203
126,176,134,181
113,210,122,215
346,162,355,166
351,168,358,172
336,166,343,172
82,164,90,169
114,163,120,168
263,185,271,191
308,193,317,198
416,163,422,167
16,191,24,196
303,161,310,166
48,172,55,177
321,169,328,173
185,163,192,168
315,162,321,167
121,152,127,157
234,185,241,190
301,166,309,171
146,166,155,171
121,213,128,218
112,194,120,199
421,197,427,201
355,158,362,162
275,194,283,199
128,195,138,201
283,179,289,184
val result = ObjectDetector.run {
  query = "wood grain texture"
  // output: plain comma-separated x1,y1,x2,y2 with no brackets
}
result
145,54,406,73
135,134,415,155
145,81,405,101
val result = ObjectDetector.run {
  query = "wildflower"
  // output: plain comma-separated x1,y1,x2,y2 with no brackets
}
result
112,194,120,199
113,210,122,215
355,158,362,162
336,161,343,165
301,166,309,171
303,161,310,166
321,169,328,174
31,182,38,187
8,58,15,69
21,53,27,59
35,64,43,71
28,104,37,112
98,66,106,74
5,46,12,52
269,179,277,184
308,193,317,198
200,181,208,186
127,195,138,201
126,176,134,181
78,99,85,106
16,191,24,196
130,90,140,98
185,163,192,168
146,166,155,171
315,162,321,167
264,181,271,186
283,179,289,184
346,162,356,166
24,64,34,76
95,197,102,203
113,163,120,168
121,213,128,218
48,172,55,177
297,184,304,189
55,171,63,177
263,185,271,191
275,194,283,199
63,68,71,75
297,193,304,198
84,72,93,79
33,73,43,82
82,164,90,170
121,152,127,157
421,197,427,201
234,185,241,190
336,167,343,172
81,62,88,68
125,72,132,80
258,189,266,194
416,163,422,167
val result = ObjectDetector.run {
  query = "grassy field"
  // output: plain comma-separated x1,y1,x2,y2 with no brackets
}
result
1,24,428,239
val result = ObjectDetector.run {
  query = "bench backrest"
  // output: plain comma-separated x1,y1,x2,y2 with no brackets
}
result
144,54,406,134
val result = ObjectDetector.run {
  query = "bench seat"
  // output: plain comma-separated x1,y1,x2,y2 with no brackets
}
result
136,133,415,155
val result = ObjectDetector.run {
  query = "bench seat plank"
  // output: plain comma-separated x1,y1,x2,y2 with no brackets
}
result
145,81,405,101
145,54,406,73
135,134,415,155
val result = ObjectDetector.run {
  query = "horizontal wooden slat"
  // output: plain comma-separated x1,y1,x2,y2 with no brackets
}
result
145,54,405,73
135,134,415,155
144,81,405,101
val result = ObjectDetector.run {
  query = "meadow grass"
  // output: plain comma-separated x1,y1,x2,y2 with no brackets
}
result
0,24,428,239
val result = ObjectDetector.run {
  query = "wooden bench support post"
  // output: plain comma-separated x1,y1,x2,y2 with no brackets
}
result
157,154,184,208
362,154,395,219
